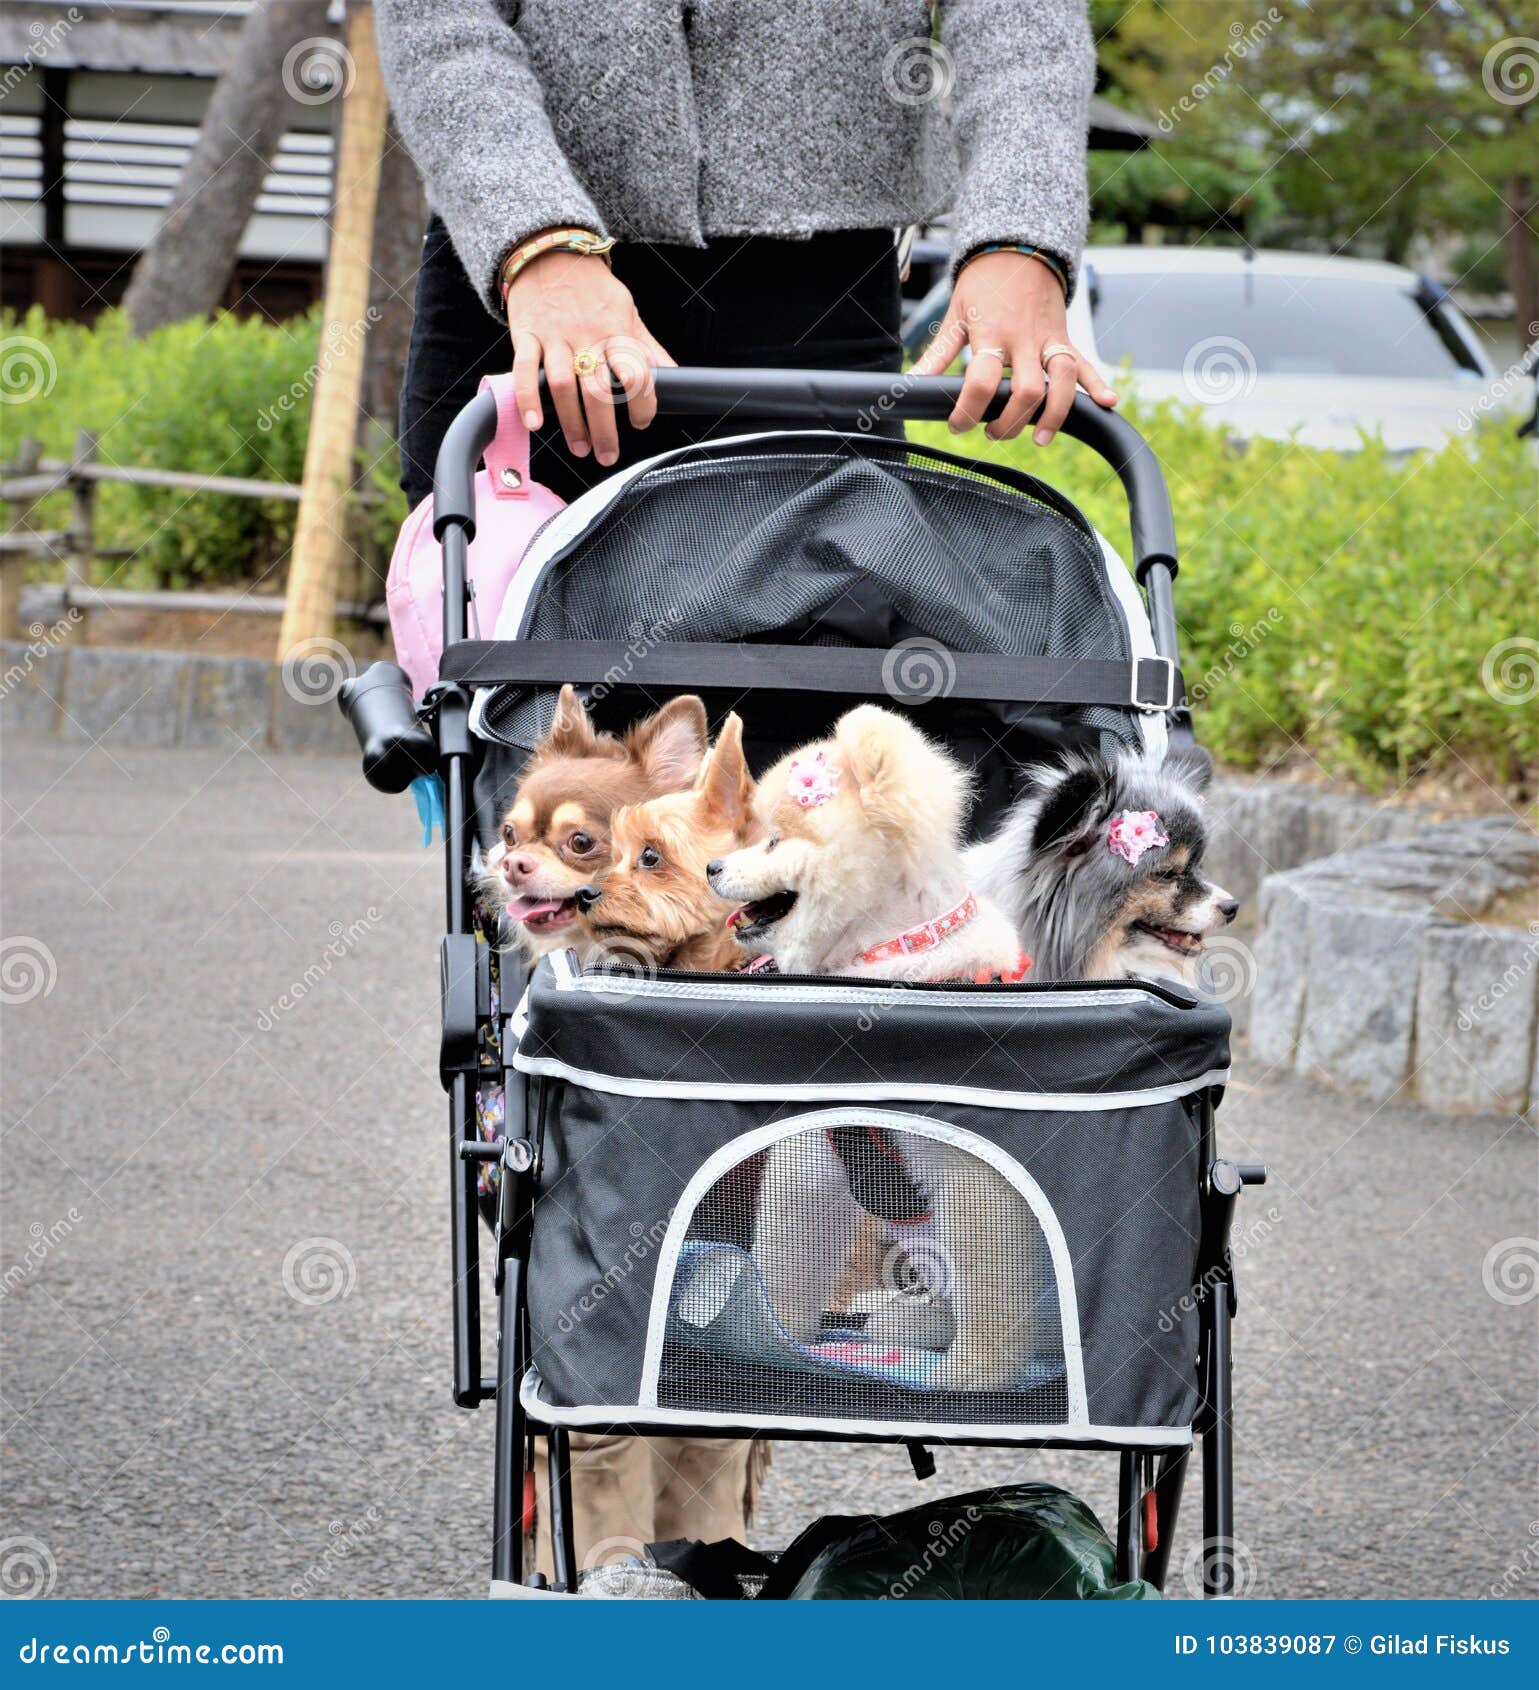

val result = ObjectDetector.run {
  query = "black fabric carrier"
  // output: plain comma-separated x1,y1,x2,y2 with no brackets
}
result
513,955,1231,1445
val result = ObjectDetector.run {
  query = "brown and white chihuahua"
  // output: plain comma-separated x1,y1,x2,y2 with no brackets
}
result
573,714,757,973
484,685,708,963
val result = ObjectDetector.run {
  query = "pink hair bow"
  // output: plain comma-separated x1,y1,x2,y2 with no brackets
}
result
1107,809,1168,865
786,751,839,808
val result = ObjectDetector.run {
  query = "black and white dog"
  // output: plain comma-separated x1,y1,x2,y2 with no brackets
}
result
966,745,1238,985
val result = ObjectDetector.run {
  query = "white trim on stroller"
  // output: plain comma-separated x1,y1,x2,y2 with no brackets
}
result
518,1373,1192,1450
468,430,1168,760
633,1106,1089,1423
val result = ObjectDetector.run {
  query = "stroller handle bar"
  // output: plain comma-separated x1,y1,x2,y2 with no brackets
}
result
431,367,1179,583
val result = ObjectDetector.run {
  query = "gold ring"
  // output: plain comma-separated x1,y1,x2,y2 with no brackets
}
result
572,349,602,377
972,346,1007,361
1041,343,1077,366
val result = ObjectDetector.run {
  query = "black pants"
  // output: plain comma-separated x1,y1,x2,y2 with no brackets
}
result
399,218,903,508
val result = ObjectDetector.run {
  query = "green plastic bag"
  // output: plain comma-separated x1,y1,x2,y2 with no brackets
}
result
785,1482,1160,1600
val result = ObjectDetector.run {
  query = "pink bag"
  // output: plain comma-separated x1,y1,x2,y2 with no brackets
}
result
385,372,566,698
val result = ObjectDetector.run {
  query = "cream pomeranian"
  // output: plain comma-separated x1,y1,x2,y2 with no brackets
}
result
707,706,1042,1392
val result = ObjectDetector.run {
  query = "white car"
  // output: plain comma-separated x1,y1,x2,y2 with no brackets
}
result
1064,247,1521,453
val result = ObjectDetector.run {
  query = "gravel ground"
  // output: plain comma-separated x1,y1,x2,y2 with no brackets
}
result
2,741,1534,1601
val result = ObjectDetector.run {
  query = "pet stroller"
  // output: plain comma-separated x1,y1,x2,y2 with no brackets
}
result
342,368,1266,1598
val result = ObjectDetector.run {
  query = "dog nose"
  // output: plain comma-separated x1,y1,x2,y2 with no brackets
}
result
506,853,537,880
1218,898,1239,924
705,859,723,879
574,885,603,911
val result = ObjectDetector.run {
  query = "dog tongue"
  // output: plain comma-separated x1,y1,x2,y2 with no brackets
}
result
506,896,566,923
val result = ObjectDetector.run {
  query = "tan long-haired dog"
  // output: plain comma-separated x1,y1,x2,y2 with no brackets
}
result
573,714,757,973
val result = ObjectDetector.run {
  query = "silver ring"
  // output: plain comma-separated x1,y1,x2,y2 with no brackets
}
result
1041,342,1078,367
972,346,1007,361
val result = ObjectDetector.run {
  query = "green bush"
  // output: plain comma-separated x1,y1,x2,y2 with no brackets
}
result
911,397,1537,791
0,305,404,589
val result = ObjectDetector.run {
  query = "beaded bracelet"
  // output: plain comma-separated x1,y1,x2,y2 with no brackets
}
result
498,227,615,305
965,242,1069,297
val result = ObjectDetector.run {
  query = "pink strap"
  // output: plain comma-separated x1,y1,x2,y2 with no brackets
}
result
478,372,530,501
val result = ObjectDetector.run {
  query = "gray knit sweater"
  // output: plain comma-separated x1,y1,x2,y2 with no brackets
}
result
375,0,1094,316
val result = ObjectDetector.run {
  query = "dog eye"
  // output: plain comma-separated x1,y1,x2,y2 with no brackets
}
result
568,832,594,854
638,846,662,870
1155,866,1180,882
501,823,516,846
764,834,780,854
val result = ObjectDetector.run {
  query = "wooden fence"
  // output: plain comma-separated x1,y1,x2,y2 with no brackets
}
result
0,431,386,639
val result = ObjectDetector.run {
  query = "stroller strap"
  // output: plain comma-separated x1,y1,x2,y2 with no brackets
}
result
439,640,1182,713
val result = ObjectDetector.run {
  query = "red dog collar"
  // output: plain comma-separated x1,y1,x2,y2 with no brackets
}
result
853,893,979,967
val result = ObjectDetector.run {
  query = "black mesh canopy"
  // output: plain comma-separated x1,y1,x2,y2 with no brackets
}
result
471,434,1153,837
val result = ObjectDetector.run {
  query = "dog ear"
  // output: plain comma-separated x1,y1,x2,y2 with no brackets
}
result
544,684,599,757
1029,756,1117,856
835,705,968,843
696,713,753,830
1164,741,1213,794
628,695,709,791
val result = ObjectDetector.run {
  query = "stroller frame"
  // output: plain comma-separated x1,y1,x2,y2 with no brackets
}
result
352,370,1264,1599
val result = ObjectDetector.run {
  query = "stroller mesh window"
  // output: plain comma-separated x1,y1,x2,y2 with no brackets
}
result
478,436,1139,761
655,1116,1071,1428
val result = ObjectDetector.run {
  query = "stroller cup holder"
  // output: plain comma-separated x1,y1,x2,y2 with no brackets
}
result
349,368,1264,1598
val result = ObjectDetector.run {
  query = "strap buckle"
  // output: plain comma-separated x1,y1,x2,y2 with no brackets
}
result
1132,656,1176,713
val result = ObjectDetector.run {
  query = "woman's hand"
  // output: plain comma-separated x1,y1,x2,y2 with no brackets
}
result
913,251,1117,446
506,249,676,466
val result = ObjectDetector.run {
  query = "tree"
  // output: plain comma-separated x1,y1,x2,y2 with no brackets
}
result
122,0,332,336
1096,1,1538,346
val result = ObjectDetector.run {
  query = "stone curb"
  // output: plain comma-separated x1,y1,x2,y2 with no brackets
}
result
1250,818,1539,1118
0,640,356,758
